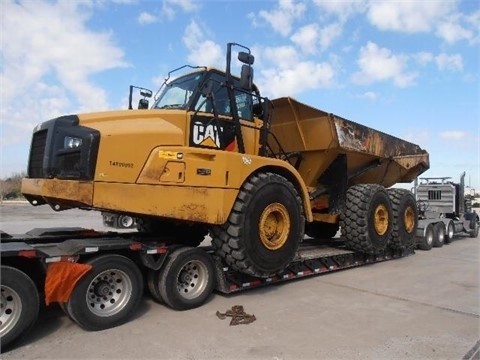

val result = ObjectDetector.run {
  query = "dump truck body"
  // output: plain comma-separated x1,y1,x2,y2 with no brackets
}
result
269,97,429,189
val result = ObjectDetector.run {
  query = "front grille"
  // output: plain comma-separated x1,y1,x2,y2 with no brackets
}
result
28,130,48,178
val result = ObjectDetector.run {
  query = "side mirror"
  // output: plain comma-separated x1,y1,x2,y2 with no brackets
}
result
238,52,254,65
240,64,254,90
140,89,153,98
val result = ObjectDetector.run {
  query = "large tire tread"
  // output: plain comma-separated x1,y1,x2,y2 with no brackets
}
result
211,172,304,278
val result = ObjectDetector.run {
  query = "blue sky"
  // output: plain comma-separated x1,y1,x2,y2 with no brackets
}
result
1,0,479,191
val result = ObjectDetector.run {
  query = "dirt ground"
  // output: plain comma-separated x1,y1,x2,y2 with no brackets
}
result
1,202,479,359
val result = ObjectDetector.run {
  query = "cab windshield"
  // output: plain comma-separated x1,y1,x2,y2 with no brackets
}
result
152,72,205,110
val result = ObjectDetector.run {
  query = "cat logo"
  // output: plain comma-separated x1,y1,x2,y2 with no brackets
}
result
190,116,236,151
192,120,222,148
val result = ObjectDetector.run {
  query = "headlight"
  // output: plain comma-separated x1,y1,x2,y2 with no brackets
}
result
64,136,83,149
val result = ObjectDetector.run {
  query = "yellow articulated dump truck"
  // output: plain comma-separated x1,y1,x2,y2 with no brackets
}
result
22,42,429,280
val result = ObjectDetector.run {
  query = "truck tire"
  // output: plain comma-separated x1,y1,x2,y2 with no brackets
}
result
66,254,143,331
433,222,445,247
387,188,417,250
137,219,207,247
469,216,479,238
147,270,163,303
305,222,339,240
340,184,393,254
157,247,215,310
0,266,40,348
445,220,455,243
212,172,304,278
417,223,434,250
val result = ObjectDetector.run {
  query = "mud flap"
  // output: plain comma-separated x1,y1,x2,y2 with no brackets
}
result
44,262,92,305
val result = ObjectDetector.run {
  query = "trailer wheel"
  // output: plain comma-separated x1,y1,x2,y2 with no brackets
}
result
305,222,339,240
388,189,417,250
433,222,445,247
157,247,215,310
445,220,455,243
0,266,40,348
212,172,304,277
146,270,163,303
417,223,434,250
340,184,393,254
66,254,143,331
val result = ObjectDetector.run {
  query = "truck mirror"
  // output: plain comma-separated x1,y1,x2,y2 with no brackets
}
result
140,89,152,98
240,65,254,90
138,98,149,109
238,52,254,65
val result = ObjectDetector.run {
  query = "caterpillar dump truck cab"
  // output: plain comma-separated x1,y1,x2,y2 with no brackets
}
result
22,42,429,278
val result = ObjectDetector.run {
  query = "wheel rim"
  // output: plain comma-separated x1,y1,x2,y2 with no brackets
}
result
404,207,416,233
0,285,22,337
374,204,389,236
447,223,454,239
438,227,445,243
85,269,133,317
259,203,290,250
176,260,208,300
426,228,434,245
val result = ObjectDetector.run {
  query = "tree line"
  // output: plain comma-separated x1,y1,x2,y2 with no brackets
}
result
1,172,26,200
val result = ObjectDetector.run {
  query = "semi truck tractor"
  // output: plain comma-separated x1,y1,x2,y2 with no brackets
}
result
415,172,479,250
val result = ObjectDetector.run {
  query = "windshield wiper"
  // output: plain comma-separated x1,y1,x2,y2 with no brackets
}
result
156,104,186,110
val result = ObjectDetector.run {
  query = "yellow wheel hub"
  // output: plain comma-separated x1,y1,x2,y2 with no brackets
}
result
374,204,389,236
259,203,290,250
404,207,415,233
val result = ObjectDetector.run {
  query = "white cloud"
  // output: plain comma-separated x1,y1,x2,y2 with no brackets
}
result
255,0,306,36
138,11,158,25
435,53,463,71
257,46,335,98
182,20,223,67
440,131,467,140
313,0,366,20
436,19,473,44
160,0,199,21
352,42,417,87
319,22,343,51
290,24,319,54
367,1,454,33
413,52,434,66
1,0,127,146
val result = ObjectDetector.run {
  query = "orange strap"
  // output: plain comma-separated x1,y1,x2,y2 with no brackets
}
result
45,262,92,306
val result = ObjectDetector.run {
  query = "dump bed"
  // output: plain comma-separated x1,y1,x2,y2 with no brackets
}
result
269,97,429,188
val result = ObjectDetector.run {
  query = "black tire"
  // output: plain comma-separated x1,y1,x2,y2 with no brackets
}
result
158,247,215,310
66,255,143,331
305,222,339,239
445,220,455,243
340,184,393,254
0,266,40,348
211,172,304,278
388,188,418,250
418,223,434,250
469,216,479,238
137,219,207,247
433,222,445,247
146,269,163,303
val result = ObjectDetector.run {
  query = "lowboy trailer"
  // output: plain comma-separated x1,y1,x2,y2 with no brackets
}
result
1,227,411,349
